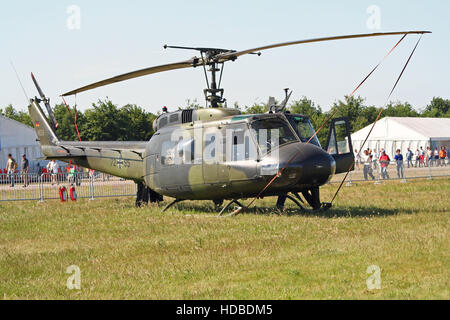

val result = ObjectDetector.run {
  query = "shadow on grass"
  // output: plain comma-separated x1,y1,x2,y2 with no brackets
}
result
283,206,418,218
156,200,420,218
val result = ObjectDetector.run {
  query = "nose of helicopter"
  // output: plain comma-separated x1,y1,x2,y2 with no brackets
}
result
275,142,336,186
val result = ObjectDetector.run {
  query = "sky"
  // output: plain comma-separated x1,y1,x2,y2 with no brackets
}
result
1,0,449,114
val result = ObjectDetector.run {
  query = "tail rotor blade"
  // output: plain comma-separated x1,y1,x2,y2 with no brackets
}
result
31,72,59,130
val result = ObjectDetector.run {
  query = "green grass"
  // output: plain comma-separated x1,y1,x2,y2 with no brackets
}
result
0,178,449,299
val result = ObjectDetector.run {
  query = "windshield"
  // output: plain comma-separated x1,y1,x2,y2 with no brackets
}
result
250,117,298,154
286,115,321,147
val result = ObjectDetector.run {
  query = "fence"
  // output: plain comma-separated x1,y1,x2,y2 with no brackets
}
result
1,163,449,202
330,159,450,184
0,172,137,202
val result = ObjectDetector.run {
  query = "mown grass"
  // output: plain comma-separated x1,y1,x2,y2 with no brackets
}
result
0,178,448,300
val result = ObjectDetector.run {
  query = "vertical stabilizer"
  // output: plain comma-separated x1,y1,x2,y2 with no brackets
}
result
28,98,59,146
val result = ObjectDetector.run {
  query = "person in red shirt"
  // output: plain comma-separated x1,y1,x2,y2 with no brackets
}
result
379,150,390,179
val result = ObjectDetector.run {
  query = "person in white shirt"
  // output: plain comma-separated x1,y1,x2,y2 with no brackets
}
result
362,149,375,180
372,149,378,170
47,160,59,185
354,149,361,170
6,153,17,187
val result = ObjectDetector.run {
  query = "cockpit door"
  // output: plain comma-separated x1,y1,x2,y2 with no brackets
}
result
324,117,354,174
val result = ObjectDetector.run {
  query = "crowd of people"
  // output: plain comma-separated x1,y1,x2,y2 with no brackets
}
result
3,154,97,188
355,146,448,181
5,153,30,188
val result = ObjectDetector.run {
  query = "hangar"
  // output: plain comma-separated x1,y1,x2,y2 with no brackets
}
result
351,117,450,156
0,114,43,171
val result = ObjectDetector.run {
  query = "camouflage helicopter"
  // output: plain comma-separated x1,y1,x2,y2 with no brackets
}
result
28,31,429,214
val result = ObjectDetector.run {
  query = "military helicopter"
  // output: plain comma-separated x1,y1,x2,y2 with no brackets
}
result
28,31,429,214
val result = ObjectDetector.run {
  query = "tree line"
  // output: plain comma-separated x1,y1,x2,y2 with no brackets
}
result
1,96,449,147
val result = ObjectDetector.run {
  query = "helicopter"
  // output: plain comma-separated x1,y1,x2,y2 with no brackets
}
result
28,31,430,215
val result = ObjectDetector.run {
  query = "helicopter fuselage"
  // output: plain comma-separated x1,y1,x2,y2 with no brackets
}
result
143,109,337,200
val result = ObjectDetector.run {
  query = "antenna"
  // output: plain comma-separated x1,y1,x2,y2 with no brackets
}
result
279,88,292,112
10,61,30,105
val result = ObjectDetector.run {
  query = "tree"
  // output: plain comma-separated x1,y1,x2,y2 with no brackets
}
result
82,99,122,141
422,97,450,118
183,98,203,110
289,97,323,119
382,101,419,118
242,103,269,114
119,104,156,141
77,100,157,141
288,97,327,146
53,103,85,141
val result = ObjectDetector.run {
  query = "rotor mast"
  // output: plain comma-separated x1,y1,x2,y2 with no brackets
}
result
205,60,224,108
164,45,233,108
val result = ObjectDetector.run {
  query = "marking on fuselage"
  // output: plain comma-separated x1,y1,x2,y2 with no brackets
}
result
111,157,131,169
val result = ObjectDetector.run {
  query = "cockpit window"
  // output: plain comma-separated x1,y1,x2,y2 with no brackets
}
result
286,115,321,147
250,117,298,154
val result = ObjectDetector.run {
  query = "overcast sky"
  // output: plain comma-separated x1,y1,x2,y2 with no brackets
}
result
1,0,448,114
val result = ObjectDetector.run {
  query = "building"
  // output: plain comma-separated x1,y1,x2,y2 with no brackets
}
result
351,117,450,156
0,114,43,171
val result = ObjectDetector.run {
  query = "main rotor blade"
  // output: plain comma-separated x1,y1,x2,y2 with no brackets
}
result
31,72,46,99
216,31,431,61
61,59,198,96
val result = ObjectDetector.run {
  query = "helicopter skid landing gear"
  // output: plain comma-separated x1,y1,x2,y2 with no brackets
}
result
213,199,224,211
218,199,244,217
276,193,305,212
161,199,183,212
301,187,321,211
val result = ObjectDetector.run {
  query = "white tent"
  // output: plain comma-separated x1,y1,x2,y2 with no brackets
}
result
351,117,450,157
0,114,43,171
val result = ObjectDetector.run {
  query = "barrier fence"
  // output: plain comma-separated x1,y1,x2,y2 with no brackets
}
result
1,162,449,202
330,159,450,184
0,172,136,202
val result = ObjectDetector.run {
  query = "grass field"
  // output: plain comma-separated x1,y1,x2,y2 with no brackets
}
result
0,178,448,300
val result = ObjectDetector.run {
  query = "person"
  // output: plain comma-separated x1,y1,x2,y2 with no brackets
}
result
68,165,76,185
419,147,425,167
89,169,95,180
415,149,420,168
21,154,29,187
372,148,378,170
361,149,375,180
439,146,447,167
354,149,360,170
394,149,405,179
6,153,17,187
36,163,42,175
75,165,81,186
47,160,59,185
433,148,439,166
426,147,432,167
406,148,413,168
379,150,390,180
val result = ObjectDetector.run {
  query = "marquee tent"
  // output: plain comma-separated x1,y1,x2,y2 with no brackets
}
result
0,114,43,171
351,117,450,157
